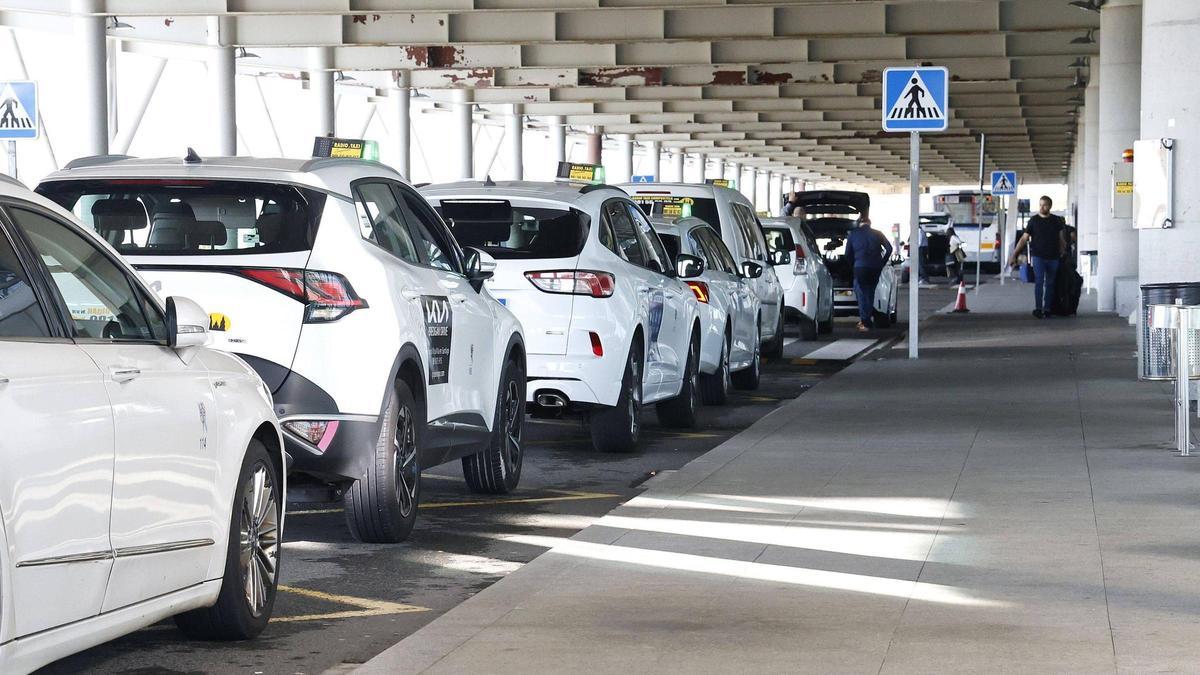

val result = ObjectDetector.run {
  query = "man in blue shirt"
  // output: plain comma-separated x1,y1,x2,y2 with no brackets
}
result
845,217,893,332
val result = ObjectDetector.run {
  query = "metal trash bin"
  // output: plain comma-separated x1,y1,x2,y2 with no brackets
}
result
1140,283,1200,380
1144,304,1200,380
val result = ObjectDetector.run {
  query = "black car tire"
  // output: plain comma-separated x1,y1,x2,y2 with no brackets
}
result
798,313,818,341
344,380,421,543
175,439,281,640
731,322,761,390
657,335,700,428
700,331,731,405
762,309,785,359
590,341,643,453
463,357,525,494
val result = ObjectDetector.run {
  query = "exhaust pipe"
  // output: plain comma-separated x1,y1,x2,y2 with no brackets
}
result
535,392,567,408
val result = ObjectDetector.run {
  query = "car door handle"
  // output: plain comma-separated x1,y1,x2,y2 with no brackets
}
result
637,286,651,294
0,375,8,386
110,367,141,383
449,293,469,304
401,290,422,302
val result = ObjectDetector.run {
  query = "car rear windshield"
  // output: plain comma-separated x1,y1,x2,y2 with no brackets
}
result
37,179,327,256
630,196,721,233
434,200,590,260
763,227,794,252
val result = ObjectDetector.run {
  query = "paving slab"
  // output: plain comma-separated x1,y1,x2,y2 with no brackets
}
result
357,284,1200,674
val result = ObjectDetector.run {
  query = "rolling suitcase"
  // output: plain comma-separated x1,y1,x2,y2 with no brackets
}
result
1052,265,1083,316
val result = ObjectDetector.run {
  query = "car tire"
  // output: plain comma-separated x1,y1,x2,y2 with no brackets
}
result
344,380,421,543
175,439,281,640
818,290,834,335
590,340,643,453
762,308,785,359
700,331,731,406
657,335,700,428
463,357,525,495
798,313,818,341
731,322,761,390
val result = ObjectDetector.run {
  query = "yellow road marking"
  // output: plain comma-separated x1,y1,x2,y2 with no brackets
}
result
790,358,819,366
289,489,618,516
274,585,429,623
734,395,782,403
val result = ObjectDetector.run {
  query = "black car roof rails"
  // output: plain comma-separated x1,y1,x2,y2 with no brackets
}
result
62,154,136,170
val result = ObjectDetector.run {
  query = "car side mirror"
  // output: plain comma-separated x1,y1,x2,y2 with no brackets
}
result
166,296,209,350
675,253,705,279
741,261,764,279
464,247,495,291
769,249,791,266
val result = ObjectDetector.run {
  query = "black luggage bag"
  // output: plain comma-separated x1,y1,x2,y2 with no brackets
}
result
1052,264,1083,316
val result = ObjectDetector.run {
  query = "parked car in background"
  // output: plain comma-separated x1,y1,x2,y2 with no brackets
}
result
38,153,526,544
793,191,901,327
761,216,834,340
650,215,763,399
421,168,703,453
0,175,284,674
617,182,788,359
918,212,953,277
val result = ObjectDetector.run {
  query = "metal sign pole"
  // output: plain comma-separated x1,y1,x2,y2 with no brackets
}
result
1177,303,1192,456
999,201,1006,286
909,131,920,360
975,133,985,291
5,140,14,180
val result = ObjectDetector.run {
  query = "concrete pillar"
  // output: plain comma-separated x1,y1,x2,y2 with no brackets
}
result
206,16,236,156
506,104,523,180
730,162,741,190
695,152,706,182
618,134,634,183
671,150,684,182
453,89,473,179
308,47,335,137
1096,0,1142,311
393,75,411,178
1139,0,1200,285
715,161,724,179
1071,115,1085,229
549,116,566,164
1079,62,1101,266
74,0,108,156
748,168,758,208
647,141,660,180
586,129,602,166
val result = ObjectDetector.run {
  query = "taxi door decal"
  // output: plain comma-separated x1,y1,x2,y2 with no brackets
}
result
422,295,453,385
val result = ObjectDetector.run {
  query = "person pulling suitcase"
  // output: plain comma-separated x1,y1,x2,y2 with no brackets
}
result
1008,196,1067,319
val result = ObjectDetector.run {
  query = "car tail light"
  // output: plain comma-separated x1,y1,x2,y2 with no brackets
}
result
237,268,367,323
283,420,339,451
794,245,808,275
589,331,604,357
686,280,710,304
525,270,615,298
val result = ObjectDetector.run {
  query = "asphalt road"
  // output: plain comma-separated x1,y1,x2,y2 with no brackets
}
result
39,285,958,675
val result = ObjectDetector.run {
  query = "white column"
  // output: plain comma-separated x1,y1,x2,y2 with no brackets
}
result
506,104,524,180
1096,0,1142,311
671,150,684,182
748,168,758,208
1072,114,1085,229
549,115,566,164
618,134,634,183
695,152,707,182
1079,62,1101,268
453,88,473,179
715,161,725,179
1138,0,1200,285
647,141,660,180
207,16,236,156
308,47,335,137
729,162,741,190
74,0,108,156
586,128,602,166
393,74,411,178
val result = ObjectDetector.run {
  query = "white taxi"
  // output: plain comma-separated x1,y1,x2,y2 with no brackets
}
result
650,215,763,400
0,176,284,674
761,217,835,340
421,165,703,453
38,147,525,544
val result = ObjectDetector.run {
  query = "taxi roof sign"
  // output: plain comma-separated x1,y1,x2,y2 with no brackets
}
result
556,161,605,184
313,136,379,161
705,178,736,189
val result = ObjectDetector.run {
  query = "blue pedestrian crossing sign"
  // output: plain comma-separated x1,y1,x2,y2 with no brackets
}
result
0,81,38,140
991,170,1018,196
631,175,655,183
882,67,949,133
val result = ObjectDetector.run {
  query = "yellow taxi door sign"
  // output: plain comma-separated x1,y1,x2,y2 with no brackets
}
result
209,313,231,332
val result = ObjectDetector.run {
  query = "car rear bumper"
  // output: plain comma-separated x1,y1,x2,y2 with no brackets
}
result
526,352,616,408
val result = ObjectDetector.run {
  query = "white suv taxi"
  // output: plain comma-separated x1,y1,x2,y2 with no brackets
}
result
0,176,284,674
618,182,788,359
38,151,525,544
421,165,703,453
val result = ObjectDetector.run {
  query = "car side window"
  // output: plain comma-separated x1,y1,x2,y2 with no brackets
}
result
603,200,646,267
597,212,620,256
625,203,671,275
699,228,738,275
353,182,421,264
395,187,460,274
733,205,766,260
0,221,53,338
11,206,166,342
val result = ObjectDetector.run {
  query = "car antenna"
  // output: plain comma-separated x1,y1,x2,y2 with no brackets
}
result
184,147,203,164
483,175,496,187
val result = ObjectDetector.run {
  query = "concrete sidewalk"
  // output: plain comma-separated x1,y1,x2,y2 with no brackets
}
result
359,284,1200,674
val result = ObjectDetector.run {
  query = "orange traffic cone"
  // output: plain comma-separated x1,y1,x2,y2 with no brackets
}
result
952,280,970,313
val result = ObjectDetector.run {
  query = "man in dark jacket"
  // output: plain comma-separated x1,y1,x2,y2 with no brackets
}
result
1009,196,1067,318
845,216,893,332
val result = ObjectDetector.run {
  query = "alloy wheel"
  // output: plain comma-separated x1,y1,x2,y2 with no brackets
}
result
240,463,279,618
502,379,523,478
393,404,419,518
629,354,641,437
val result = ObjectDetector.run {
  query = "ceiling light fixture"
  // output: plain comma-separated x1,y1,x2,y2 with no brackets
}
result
1067,69,1088,89
1067,57,1090,69
1068,0,1104,12
1071,30,1097,45
335,72,357,83
235,47,260,59
106,16,133,30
